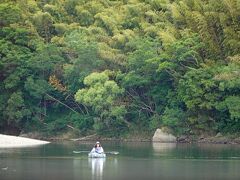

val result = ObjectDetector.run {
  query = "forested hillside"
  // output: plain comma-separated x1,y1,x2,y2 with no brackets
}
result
0,0,240,137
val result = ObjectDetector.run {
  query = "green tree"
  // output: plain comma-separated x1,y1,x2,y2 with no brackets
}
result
63,30,105,92
0,3,21,27
32,11,55,42
75,71,127,135
3,92,30,132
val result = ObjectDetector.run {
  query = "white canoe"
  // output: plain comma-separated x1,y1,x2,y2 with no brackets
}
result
88,152,106,158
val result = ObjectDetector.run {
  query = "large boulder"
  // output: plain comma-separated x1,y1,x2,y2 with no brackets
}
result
152,128,176,142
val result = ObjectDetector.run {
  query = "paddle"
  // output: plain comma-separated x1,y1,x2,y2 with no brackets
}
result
73,150,119,155
106,151,119,155
73,150,89,153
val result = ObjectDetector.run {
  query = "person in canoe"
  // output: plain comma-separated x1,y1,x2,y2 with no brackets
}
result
90,141,104,154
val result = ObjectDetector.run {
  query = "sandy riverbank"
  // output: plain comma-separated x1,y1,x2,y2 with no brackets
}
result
0,134,50,148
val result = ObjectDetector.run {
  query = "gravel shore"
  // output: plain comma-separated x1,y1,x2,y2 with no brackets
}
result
0,134,50,148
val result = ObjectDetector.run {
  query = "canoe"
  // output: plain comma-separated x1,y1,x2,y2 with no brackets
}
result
88,152,106,158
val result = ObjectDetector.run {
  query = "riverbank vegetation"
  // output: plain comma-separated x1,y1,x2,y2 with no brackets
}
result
0,0,239,138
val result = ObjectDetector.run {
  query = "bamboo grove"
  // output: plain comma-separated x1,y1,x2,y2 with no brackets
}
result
0,0,240,137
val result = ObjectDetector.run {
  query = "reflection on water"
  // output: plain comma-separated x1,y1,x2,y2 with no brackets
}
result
88,158,105,180
1,142,240,180
152,143,176,152
152,142,176,157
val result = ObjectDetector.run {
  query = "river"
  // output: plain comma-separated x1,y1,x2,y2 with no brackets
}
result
0,141,240,180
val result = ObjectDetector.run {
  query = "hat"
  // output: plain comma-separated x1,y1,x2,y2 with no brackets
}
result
96,141,100,144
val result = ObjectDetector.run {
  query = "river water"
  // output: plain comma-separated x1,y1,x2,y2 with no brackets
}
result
0,141,240,180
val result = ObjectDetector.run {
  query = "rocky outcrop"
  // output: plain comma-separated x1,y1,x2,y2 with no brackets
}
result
177,135,191,143
19,132,43,139
152,128,176,142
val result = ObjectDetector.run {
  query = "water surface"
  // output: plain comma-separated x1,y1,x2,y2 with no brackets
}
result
0,141,240,180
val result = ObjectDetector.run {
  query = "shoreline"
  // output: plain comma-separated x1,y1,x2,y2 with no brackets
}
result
46,135,240,145
13,131,240,145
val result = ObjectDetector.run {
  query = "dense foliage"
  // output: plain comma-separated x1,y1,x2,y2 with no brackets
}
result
0,0,239,137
